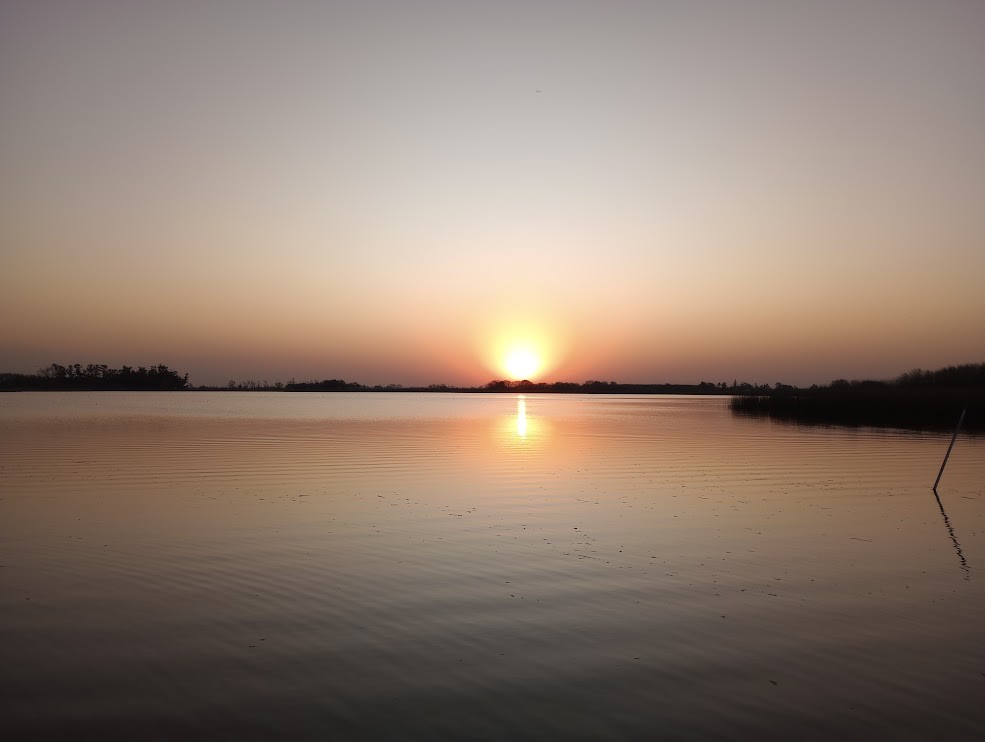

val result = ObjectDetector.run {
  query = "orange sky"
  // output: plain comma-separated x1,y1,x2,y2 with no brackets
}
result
2,1,983,386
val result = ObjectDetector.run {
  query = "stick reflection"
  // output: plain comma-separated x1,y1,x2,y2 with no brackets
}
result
933,489,970,579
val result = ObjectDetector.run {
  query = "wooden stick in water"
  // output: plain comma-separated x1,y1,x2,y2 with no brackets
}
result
934,408,966,492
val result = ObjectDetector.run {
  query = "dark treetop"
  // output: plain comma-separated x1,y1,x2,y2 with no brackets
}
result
1,363,189,391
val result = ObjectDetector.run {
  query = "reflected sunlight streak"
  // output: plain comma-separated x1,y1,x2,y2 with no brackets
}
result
498,394,548,447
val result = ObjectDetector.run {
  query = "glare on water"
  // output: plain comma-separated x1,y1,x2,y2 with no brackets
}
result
1,392,983,740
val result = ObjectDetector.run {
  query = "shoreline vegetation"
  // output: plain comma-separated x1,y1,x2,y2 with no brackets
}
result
0,364,758,395
1,361,981,433
730,364,984,433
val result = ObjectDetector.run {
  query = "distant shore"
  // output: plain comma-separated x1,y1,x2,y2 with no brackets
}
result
3,362,983,434
0,365,768,395
0,382,745,396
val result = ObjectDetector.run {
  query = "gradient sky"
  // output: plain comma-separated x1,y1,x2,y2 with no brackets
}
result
2,0,983,387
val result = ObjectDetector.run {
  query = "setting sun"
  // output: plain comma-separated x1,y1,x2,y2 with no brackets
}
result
473,312,569,384
504,349,540,380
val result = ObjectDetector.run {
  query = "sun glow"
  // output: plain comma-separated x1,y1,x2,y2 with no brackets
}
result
504,348,540,380
473,312,570,383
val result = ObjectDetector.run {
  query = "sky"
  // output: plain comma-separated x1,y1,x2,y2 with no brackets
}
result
2,0,983,387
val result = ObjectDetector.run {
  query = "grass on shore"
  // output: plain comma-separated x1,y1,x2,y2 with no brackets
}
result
730,385,983,433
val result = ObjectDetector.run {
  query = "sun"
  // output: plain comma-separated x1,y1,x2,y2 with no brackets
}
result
478,317,564,382
504,348,540,380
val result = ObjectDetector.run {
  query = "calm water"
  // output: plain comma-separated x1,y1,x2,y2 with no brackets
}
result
1,393,983,740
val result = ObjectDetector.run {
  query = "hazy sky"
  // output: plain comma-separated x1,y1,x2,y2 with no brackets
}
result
2,0,983,386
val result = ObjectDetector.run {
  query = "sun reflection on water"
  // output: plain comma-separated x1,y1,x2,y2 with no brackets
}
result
495,394,550,448
496,394,549,452
516,396,527,437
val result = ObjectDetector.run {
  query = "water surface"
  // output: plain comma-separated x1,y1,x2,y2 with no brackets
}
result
2,393,983,739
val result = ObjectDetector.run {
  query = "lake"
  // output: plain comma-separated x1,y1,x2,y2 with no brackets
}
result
1,392,983,740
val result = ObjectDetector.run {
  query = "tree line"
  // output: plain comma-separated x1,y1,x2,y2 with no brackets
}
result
0,364,783,394
476,379,768,394
1,363,189,390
